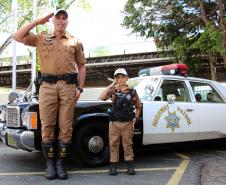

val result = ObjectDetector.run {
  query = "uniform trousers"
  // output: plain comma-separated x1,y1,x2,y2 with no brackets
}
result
109,121,134,162
39,81,76,143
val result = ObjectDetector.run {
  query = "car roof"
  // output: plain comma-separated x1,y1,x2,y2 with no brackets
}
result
131,75,215,84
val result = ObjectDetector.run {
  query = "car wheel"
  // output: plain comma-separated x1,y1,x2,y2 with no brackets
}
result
72,120,109,167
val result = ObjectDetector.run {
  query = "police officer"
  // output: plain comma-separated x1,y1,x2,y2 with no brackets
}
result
13,10,86,180
99,68,142,175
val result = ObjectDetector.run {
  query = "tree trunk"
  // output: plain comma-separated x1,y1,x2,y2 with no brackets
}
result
219,0,226,67
208,54,217,81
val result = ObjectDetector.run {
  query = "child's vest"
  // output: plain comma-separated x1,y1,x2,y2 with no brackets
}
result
110,88,136,122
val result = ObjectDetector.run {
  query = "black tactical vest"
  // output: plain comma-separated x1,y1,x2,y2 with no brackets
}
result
110,88,136,122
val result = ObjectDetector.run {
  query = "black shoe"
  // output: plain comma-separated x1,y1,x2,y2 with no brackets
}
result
56,158,68,180
127,161,135,175
56,141,70,180
42,143,57,180
45,159,57,180
109,163,118,175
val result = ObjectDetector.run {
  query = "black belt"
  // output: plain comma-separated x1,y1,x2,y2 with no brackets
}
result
41,73,78,84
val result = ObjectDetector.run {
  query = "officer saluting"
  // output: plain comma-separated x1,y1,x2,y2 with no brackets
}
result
13,10,86,180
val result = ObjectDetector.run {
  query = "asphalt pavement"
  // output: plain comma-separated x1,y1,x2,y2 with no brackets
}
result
1,141,226,185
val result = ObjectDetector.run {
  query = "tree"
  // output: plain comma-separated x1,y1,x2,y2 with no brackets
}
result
122,0,225,80
0,0,90,55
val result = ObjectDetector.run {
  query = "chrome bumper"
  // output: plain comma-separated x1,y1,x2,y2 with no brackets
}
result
0,125,36,151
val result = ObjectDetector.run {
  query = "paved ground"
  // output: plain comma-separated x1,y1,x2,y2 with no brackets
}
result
1,141,226,185
200,150,226,185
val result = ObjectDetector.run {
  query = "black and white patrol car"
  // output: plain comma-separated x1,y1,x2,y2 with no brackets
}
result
1,64,226,166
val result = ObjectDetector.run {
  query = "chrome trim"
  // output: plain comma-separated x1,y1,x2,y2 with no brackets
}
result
20,131,35,151
6,106,20,127
88,136,104,153
4,129,36,151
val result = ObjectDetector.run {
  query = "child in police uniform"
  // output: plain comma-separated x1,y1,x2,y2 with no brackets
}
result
99,68,142,175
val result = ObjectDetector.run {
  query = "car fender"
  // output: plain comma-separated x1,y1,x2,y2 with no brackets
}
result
74,113,109,127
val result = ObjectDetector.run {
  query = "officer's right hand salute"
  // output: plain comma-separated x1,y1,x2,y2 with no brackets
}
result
35,13,54,25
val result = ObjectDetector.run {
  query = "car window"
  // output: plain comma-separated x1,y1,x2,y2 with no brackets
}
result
189,81,224,103
128,78,159,101
154,79,191,102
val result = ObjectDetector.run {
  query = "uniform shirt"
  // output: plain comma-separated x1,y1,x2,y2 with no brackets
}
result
23,32,85,75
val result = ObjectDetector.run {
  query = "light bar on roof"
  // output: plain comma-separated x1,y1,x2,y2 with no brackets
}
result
138,64,189,77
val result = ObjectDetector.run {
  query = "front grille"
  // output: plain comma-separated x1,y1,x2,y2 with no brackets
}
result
6,106,21,127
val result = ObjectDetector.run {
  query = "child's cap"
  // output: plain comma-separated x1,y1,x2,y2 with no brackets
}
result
114,68,128,77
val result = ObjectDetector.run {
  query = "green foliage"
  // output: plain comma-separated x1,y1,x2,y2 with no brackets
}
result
192,23,224,55
122,0,224,76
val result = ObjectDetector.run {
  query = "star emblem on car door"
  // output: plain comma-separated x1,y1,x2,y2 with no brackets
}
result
164,111,180,132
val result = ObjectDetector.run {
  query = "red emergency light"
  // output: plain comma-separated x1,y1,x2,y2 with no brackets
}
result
138,64,189,77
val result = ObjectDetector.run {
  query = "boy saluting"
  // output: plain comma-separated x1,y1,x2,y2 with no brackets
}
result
99,68,142,175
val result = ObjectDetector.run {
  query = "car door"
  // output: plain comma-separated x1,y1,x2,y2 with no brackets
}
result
142,78,198,145
189,81,226,140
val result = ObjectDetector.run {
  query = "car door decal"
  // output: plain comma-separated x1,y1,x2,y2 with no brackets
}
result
152,103,192,133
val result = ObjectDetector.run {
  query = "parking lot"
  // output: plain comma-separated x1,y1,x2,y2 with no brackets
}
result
1,141,226,185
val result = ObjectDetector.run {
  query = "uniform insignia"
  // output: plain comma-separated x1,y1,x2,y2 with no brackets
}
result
62,147,66,153
45,37,52,42
164,111,180,132
43,36,53,46
126,94,131,100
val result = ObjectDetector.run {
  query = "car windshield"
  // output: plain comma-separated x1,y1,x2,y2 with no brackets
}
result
128,77,159,101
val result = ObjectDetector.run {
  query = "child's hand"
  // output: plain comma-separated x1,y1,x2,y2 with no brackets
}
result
112,79,117,86
110,79,117,88
132,118,137,129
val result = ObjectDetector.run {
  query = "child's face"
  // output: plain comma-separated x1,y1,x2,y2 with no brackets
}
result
114,74,128,86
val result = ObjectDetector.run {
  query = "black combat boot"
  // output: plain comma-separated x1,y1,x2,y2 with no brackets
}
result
42,142,57,180
127,161,135,175
109,162,118,175
56,141,70,180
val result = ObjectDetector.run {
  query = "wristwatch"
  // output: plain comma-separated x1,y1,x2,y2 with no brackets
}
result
77,87,83,93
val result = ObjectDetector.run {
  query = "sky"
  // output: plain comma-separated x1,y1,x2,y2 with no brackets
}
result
1,0,156,59
67,0,156,57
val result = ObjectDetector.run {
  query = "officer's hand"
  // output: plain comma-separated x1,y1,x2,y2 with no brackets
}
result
36,13,54,25
75,89,81,100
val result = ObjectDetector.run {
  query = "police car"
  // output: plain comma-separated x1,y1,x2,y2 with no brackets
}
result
1,64,226,166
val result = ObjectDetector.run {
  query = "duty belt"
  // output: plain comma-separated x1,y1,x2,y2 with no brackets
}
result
41,73,78,84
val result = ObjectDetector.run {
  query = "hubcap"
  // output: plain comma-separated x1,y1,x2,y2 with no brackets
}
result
88,136,104,153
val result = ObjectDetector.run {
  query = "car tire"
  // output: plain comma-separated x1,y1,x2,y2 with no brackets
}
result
71,120,109,167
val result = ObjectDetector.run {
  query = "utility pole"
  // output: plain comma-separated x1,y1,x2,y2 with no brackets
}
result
12,0,17,91
31,0,37,92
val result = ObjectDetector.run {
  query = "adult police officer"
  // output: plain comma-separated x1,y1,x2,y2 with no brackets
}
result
13,10,86,180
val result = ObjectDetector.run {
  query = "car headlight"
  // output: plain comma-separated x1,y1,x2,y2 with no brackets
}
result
0,105,6,122
22,112,37,129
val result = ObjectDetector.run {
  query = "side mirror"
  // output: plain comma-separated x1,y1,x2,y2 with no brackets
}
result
8,91,19,103
167,94,176,104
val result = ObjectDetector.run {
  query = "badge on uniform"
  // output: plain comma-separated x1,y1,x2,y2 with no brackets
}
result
45,37,52,42
43,37,53,46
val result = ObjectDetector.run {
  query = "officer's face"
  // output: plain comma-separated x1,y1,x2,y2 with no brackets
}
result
53,14,68,32
115,74,128,86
